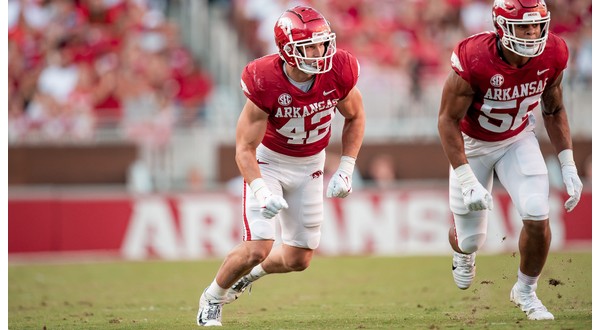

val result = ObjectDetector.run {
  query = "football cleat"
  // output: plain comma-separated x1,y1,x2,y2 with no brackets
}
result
197,289,224,326
226,275,253,303
510,282,554,320
452,251,476,290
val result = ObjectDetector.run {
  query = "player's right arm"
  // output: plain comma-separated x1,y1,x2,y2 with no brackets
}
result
437,71,473,169
235,98,288,218
235,99,268,184
438,71,493,211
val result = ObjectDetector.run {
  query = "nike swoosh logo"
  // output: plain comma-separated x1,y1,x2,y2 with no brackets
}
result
323,89,336,96
452,262,475,271
537,68,550,75
257,160,269,165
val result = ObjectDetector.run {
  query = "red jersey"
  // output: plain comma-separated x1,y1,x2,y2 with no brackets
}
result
241,50,360,157
450,32,568,142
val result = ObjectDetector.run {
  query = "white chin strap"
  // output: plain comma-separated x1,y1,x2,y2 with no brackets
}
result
297,59,321,74
513,43,541,57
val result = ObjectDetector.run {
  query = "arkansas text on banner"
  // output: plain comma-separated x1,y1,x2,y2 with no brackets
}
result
9,189,591,259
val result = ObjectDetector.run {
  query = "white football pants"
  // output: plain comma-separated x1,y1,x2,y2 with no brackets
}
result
449,130,549,253
242,144,326,250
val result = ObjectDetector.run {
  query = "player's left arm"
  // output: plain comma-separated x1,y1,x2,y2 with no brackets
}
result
541,71,583,212
541,71,572,153
336,86,365,158
326,86,365,198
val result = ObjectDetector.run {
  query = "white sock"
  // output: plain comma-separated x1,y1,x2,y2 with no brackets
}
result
206,279,228,299
517,269,539,289
247,264,268,281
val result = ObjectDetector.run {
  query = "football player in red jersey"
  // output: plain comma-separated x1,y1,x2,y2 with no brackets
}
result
438,0,582,321
197,6,365,326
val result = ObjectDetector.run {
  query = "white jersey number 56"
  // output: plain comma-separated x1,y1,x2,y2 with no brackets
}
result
479,95,540,133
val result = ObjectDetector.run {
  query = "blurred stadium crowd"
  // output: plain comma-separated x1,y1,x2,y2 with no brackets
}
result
8,0,592,144
233,0,591,102
8,0,214,145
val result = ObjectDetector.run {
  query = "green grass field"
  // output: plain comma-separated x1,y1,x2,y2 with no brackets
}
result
8,251,591,329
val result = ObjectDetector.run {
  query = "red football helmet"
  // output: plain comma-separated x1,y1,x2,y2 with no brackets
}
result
274,6,336,74
492,0,550,57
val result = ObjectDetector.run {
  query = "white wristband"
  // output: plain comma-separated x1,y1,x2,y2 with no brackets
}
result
558,149,575,167
337,156,356,175
249,178,271,201
454,164,478,187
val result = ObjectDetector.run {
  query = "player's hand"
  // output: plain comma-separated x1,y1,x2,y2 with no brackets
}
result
261,194,288,219
249,178,288,219
454,163,493,211
558,149,583,212
461,181,493,211
561,164,582,212
326,171,352,198
326,156,356,198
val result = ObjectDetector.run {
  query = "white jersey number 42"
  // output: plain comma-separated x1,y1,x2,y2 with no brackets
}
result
277,108,335,144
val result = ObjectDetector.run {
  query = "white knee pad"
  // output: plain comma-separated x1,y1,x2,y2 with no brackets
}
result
249,219,275,240
283,225,321,250
454,212,488,254
459,233,486,254
521,193,549,221
497,136,549,221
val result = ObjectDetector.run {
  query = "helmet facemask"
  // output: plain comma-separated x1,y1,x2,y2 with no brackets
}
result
283,31,337,74
495,12,550,57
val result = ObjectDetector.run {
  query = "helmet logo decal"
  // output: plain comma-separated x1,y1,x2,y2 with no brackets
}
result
490,74,504,88
278,93,292,106
277,17,294,38
493,0,509,10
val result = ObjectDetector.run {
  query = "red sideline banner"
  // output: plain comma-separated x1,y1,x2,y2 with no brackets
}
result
8,189,591,259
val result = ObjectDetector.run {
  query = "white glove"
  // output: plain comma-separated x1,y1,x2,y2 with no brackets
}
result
250,178,288,219
558,150,583,212
326,156,355,198
454,164,493,211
